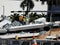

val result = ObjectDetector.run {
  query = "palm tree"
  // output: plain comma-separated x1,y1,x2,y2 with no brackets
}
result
20,0,34,16
9,13,19,22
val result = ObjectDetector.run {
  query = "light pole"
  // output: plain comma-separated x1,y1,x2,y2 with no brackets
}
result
2,0,4,15
49,0,53,36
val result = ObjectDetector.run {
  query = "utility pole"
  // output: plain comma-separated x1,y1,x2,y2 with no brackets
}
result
2,5,5,19
49,0,53,36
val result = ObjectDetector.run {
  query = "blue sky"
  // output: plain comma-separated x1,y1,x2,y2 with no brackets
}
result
0,0,48,16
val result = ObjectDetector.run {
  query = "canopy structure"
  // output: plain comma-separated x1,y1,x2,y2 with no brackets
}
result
8,23,45,31
0,33,39,39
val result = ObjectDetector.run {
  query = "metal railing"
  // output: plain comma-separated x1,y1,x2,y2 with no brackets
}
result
0,39,60,45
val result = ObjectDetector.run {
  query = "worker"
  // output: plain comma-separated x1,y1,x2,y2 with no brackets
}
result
32,36,38,45
15,35,19,40
18,15,24,25
19,15,23,21
32,39,37,45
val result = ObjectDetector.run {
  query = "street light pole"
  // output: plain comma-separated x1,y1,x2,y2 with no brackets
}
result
49,0,53,36
50,13,52,22
2,5,5,19
3,5,5,16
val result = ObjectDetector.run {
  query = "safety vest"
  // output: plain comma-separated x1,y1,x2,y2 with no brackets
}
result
23,18,26,22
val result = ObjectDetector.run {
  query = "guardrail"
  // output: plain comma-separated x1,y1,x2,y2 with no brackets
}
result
0,39,60,45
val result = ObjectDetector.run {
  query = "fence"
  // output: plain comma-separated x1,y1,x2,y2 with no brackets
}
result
0,39,60,45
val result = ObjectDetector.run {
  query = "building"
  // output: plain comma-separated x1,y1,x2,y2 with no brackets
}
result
40,0,60,22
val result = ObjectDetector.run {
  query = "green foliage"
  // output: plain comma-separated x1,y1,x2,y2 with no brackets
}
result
9,13,19,22
20,0,34,10
20,0,34,16
29,13,44,22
